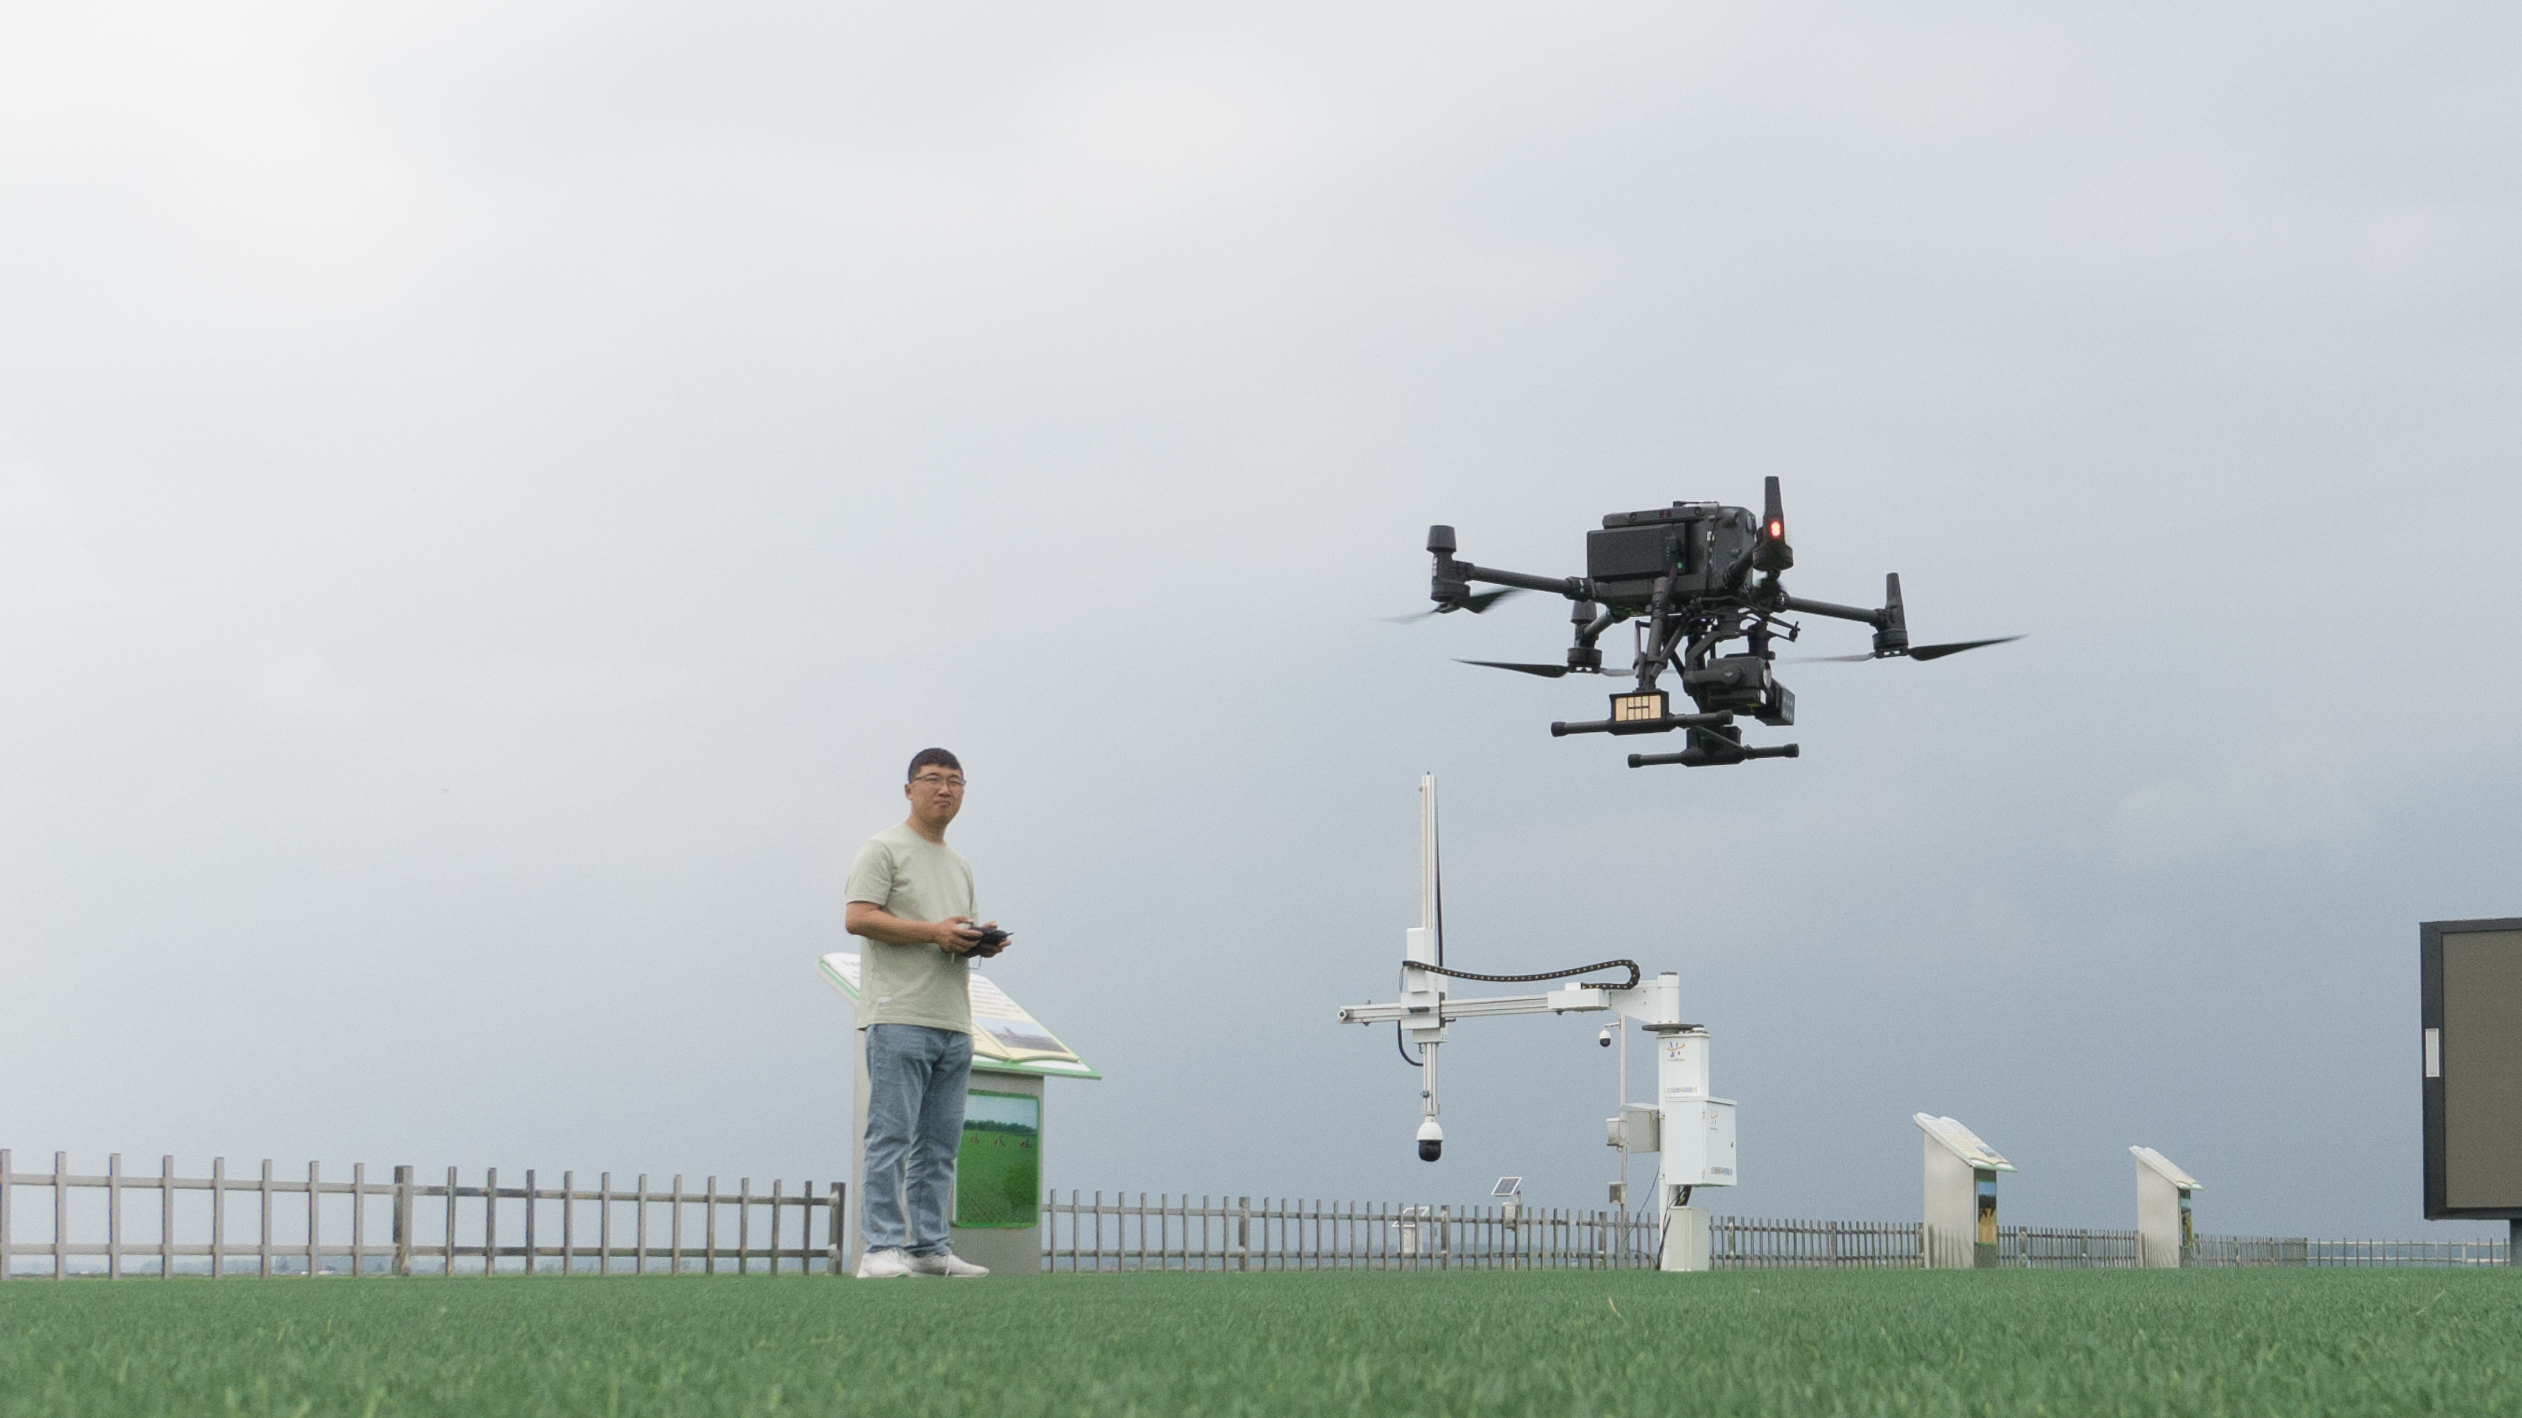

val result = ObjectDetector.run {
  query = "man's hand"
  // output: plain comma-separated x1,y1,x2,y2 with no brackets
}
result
939,918,1014,956
845,901,994,952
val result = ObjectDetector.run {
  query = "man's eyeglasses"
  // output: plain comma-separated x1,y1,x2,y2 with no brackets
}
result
911,775,966,789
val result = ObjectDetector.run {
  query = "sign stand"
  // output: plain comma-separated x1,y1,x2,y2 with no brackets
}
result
1915,1113,2015,1269
2420,918,2522,1265
2130,1146,2201,1268
820,953,1099,1276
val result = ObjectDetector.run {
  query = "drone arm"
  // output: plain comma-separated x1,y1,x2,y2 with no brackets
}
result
1777,594,1886,627
1455,561,1588,599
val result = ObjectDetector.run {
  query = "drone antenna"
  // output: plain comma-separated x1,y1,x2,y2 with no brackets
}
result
1756,476,1793,574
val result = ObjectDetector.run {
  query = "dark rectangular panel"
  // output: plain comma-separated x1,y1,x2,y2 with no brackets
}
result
2443,929,2522,1210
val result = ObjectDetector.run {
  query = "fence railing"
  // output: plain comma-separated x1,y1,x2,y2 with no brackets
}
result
1717,1219,2144,1268
1717,1215,1935,1268
0,1152,843,1278
12,1150,2511,1278
2303,1238,2509,1267
1039,1193,1660,1270
1039,1203,2513,1272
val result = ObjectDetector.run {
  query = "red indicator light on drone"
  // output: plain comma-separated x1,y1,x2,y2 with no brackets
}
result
1754,476,1795,573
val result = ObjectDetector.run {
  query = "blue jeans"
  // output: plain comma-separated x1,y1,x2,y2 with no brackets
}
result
862,1024,972,1255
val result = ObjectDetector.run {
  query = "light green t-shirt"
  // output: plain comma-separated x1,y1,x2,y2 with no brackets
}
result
844,823,975,1034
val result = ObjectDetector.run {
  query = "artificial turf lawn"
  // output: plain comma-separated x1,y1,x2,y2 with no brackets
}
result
1,1268,2515,1417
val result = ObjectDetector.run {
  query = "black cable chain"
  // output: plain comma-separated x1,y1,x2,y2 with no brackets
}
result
1412,959,1642,991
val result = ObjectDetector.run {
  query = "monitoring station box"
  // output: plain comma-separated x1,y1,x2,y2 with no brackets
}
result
820,953,1099,1276
2421,919,2522,1227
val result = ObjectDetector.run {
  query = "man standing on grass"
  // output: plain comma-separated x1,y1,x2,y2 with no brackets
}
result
844,747,1010,1279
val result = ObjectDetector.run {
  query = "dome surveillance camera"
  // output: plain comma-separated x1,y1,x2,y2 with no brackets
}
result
1416,1117,1444,1162
1597,1026,1614,1048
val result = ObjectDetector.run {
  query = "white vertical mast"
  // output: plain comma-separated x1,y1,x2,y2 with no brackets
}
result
1407,774,1446,1158
1418,773,1440,952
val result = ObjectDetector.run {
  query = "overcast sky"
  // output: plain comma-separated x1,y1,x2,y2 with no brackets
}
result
4,1,2519,1241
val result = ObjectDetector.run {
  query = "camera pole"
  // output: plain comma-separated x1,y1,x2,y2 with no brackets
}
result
1339,776,1736,1268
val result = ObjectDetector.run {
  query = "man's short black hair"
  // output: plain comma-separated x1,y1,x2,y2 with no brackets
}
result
908,747,963,781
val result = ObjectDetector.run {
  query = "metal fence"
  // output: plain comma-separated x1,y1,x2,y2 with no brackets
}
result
0,1152,843,1278
1039,1202,2513,1272
1040,1193,1660,1271
1718,1215,1940,1268
12,1150,2513,1278
2304,1238,2509,1267
1716,1218,2143,1268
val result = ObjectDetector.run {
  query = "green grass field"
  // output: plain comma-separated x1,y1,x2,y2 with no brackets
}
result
2,1268,2515,1417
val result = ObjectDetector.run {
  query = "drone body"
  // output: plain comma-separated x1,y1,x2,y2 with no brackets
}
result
1422,478,2017,768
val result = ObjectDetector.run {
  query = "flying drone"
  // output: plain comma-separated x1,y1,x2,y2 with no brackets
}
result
1401,478,2019,767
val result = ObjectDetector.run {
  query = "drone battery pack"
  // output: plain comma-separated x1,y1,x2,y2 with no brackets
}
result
1586,525,1679,592
1589,505,1761,603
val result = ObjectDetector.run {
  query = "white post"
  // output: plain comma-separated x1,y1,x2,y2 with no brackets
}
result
1403,775,1447,1161
1652,1026,1727,1271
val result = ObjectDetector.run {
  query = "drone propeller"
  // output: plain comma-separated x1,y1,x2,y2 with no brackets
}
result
1381,588,1525,624
1908,635,2023,661
1455,659,1638,678
1787,635,2023,664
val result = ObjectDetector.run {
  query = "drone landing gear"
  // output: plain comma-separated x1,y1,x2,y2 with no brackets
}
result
1550,702,1801,768
1629,742,1798,769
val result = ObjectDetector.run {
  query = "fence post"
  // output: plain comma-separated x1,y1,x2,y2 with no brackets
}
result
52,1153,67,1281
705,1177,719,1276
306,1161,320,1278
1237,1197,1250,1272
1,1148,11,1283
211,1158,226,1279
351,1163,366,1276
258,1159,274,1278
636,1175,649,1275
599,1174,613,1275
828,1182,845,1274
561,1171,574,1274
393,1167,413,1276
671,1175,684,1275
107,1153,123,1280
485,1168,499,1276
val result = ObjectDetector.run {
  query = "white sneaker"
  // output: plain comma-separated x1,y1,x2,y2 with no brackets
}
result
856,1247,915,1279
910,1251,989,1278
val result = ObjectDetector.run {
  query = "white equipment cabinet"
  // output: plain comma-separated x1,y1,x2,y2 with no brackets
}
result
1337,777,1738,1271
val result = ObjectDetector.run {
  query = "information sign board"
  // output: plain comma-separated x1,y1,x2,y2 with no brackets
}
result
2422,918,2522,1219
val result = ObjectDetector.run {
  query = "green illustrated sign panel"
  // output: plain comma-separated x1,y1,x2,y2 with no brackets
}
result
956,1091,1041,1228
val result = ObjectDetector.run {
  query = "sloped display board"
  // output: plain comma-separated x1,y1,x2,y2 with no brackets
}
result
817,951,1098,1078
